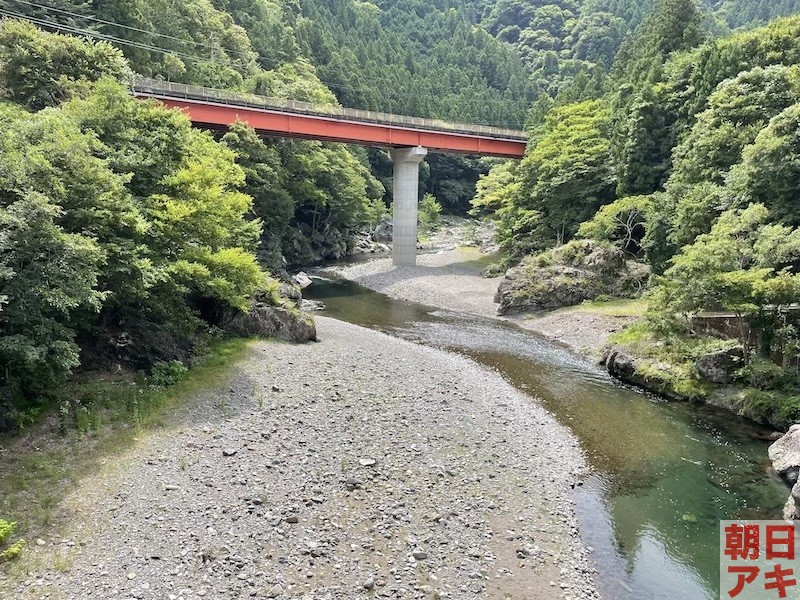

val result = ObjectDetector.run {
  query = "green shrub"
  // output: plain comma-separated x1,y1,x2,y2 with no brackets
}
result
741,389,800,429
149,361,189,387
736,358,793,389
0,519,24,561
482,263,507,278
1,539,25,561
418,193,442,228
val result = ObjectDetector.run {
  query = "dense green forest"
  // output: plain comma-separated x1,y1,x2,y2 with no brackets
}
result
5,0,800,427
474,2,800,426
0,19,383,428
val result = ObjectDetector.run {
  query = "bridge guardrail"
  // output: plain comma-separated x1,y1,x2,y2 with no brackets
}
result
132,76,528,141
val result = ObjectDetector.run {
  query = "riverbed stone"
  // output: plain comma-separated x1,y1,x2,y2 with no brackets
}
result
293,271,313,289
12,317,598,599
300,299,325,312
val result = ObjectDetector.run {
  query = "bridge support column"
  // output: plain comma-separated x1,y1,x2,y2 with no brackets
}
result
389,146,427,266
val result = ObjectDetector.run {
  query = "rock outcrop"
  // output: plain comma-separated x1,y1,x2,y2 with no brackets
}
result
222,301,317,343
769,426,800,520
769,425,800,485
372,218,393,243
694,347,745,384
604,347,689,401
495,240,649,315
783,482,800,520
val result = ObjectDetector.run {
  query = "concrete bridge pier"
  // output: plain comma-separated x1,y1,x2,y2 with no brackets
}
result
389,146,428,266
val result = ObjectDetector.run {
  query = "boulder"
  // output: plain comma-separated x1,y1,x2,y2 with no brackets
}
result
769,424,800,485
372,218,393,243
300,299,325,312
783,481,800,520
494,240,649,315
222,302,317,343
293,271,313,289
605,347,690,401
694,347,745,384
605,347,639,382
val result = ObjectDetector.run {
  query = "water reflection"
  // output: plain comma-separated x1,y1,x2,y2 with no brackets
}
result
304,276,788,599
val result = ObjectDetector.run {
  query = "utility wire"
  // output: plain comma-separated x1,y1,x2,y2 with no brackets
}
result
0,7,205,61
0,3,529,128
6,0,255,59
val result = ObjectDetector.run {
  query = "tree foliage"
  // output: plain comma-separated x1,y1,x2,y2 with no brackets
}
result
0,24,278,404
0,19,131,110
648,204,800,341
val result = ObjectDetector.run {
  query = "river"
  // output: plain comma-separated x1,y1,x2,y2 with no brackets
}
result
304,273,789,600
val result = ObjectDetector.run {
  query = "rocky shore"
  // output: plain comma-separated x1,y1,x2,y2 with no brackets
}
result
332,241,800,525
4,318,598,599
331,247,628,356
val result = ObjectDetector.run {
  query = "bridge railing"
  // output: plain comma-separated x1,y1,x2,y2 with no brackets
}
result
132,76,527,141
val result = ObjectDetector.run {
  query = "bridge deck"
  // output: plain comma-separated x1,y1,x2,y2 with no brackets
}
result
133,78,528,158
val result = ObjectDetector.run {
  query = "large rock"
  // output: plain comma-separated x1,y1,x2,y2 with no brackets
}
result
222,302,317,343
604,347,691,401
769,425,800,485
300,299,325,312
495,240,648,315
783,481,800,520
372,218,393,243
694,347,745,384
293,271,313,289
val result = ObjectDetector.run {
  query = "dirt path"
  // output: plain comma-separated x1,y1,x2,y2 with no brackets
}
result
6,317,597,600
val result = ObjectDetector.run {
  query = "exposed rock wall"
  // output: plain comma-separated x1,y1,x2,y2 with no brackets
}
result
769,426,800,519
495,240,649,315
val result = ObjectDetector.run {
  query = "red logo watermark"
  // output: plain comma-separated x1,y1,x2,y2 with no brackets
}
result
721,521,800,599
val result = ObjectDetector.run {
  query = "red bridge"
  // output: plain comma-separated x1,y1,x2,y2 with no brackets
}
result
133,78,527,159
133,78,528,266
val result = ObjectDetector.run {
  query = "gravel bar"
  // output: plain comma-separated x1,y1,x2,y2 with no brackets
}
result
327,250,503,319
10,317,598,599
331,248,632,355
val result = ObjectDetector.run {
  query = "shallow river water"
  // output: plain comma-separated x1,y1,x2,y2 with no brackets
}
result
303,274,789,600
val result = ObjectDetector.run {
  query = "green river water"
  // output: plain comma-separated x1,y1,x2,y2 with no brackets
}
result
303,274,789,600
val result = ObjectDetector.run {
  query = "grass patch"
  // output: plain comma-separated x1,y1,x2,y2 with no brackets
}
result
558,297,648,317
458,248,501,270
607,322,737,399
0,337,252,563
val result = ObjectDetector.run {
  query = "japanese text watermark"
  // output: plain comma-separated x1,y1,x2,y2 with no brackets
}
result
721,521,800,599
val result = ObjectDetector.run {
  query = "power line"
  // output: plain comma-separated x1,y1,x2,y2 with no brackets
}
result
0,7,205,61
7,0,252,58
0,6,529,128
2,1,530,126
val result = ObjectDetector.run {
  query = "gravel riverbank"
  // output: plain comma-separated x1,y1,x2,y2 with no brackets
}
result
328,250,503,320
7,317,598,599
328,248,632,355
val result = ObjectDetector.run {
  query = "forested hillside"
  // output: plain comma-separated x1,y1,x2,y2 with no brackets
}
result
5,0,800,427
476,1,800,427
3,0,387,266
